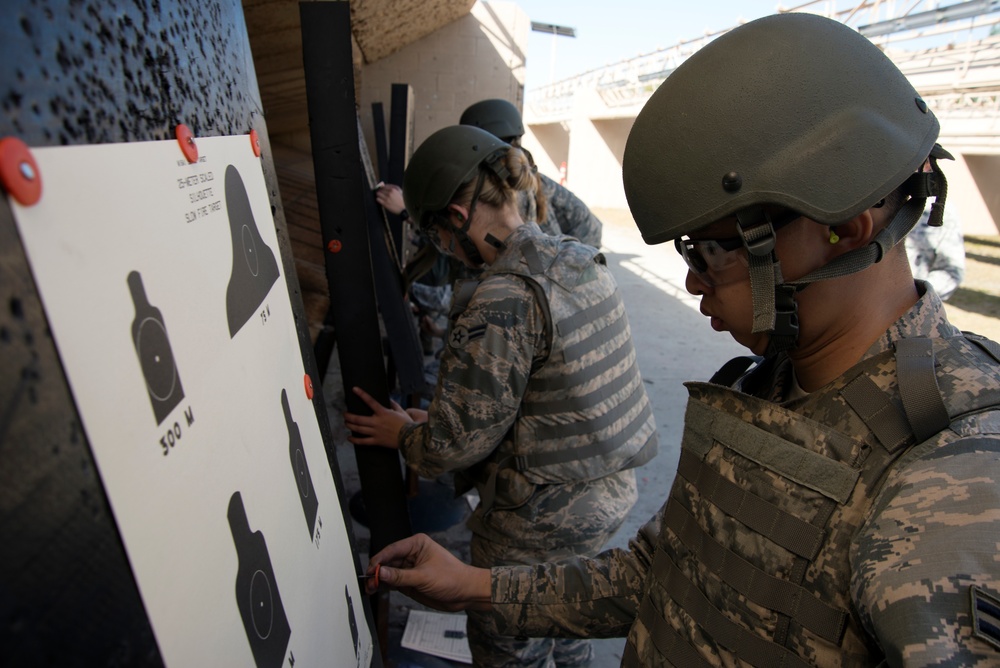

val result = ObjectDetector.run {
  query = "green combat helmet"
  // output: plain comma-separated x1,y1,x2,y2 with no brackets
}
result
459,99,525,142
623,12,951,353
403,125,511,266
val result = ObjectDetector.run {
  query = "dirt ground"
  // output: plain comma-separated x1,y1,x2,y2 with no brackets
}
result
945,235,1000,340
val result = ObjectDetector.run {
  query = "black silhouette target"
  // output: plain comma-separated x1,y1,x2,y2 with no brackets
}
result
128,271,184,425
228,492,291,668
283,389,318,536
249,570,274,639
225,165,279,338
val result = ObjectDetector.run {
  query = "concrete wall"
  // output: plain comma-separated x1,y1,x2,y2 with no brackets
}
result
957,153,1000,235
525,88,637,210
525,90,1000,235
358,1,529,173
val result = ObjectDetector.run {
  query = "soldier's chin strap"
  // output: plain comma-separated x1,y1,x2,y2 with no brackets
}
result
742,143,953,356
447,149,512,268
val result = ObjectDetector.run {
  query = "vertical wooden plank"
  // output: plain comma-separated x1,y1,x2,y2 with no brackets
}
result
386,84,415,254
299,1,412,555
372,102,389,182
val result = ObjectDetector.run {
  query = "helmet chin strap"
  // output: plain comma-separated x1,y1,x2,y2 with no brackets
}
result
448,171,488,267
441,148,512,268
742,145,952,356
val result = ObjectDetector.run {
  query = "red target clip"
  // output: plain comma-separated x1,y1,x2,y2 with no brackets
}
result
250,129,261,157
0,137,42,206
304,374,314,400
175,124,198,163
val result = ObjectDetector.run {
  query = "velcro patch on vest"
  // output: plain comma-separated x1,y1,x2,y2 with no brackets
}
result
449,323,487,349
971,585,1000,651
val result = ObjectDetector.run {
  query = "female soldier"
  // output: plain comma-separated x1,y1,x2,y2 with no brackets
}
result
345,125,657,667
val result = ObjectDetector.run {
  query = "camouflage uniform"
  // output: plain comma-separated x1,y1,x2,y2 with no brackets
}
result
905,203,966,301
518,174,603,249
398,222,657,667
489,283,1000,666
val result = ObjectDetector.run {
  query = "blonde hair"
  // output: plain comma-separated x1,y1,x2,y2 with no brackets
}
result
453,147,540,216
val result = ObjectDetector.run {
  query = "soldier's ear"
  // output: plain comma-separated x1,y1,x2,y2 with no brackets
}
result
446,203,469,227
825,211,874,258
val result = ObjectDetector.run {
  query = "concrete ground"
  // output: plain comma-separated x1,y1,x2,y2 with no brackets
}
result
323,209,1000,666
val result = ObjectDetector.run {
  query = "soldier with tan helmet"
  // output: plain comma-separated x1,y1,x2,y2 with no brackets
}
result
345,124,657,667
461,98,604,249
356,13,1000,666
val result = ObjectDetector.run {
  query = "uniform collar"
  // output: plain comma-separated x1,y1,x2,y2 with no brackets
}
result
864,279,961,360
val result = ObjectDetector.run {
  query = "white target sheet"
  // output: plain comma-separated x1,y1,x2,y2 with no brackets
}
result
10,134,373,668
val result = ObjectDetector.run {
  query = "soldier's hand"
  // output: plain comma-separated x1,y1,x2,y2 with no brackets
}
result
365,534,492,612
374,182,405,215
343,386,413,449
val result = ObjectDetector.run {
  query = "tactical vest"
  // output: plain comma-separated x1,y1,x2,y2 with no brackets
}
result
622,334,1000,666
455,230,658,511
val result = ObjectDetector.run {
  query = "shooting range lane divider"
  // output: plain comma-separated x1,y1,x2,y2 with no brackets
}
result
174,123,198,164
299,0,413,556
0,136,42,206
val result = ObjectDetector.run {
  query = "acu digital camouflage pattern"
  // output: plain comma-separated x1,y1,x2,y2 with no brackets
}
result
904,203,966,301
489,285,1000,666
518,173,603,248
397,222,652,666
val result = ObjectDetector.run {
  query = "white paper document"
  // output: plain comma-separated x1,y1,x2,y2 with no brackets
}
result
401,610,473,664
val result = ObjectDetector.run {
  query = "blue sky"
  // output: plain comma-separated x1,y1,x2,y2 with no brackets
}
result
516,0,788,90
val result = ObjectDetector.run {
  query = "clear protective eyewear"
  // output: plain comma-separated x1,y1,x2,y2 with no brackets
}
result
674,210,800,286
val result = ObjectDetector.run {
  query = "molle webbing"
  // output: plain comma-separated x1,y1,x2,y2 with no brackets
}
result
664,499,847,643
625,598,715,668
521,356,640,416
967,332,1000,363
530,381,649,440
521,241,546,273
677,450,824,560
528,339,634,392
513,403,657,472
648,550,812,668
686,399,859,504
895,338,950,442
563,311,629,363
556,291,620,337
841,373,913,453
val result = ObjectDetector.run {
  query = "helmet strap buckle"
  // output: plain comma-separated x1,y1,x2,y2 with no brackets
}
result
736,207,778,257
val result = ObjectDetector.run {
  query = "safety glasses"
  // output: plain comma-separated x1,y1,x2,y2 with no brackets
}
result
674,210,800,286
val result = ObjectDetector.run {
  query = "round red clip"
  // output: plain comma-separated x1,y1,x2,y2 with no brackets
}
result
327,239,343,253
0,137,42,206
249,129,261,157
175,124,198,163
304,374,314,400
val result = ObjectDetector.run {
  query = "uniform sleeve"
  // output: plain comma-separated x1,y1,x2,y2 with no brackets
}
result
905,206,966,301
539,173,603,248
924,206,966,301
488,504,663,639
398,275,547,478
851,434,1000,666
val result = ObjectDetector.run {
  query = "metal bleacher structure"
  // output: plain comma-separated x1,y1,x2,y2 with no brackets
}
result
527,0,1000,144
524,0,1000,228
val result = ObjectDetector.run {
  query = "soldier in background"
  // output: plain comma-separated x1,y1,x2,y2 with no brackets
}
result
905,200,966,301
460,98,604,249
360,14,1000,666
347,125,657,667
